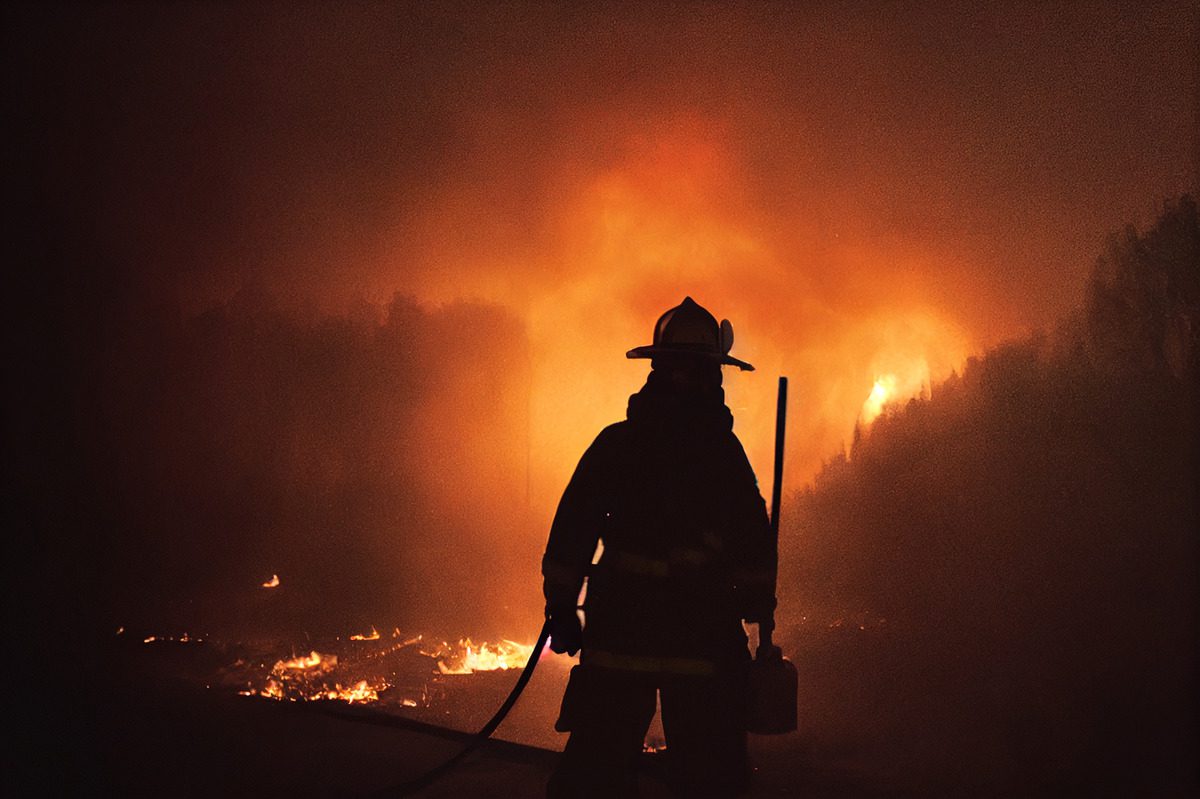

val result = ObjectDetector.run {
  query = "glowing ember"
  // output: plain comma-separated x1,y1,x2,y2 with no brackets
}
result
142,633,203,644
243,679,285,700
262,574,280,588
274,651,333,672
238,649,389,704
432,638,536,675
324,680,379,704
349,627,380,641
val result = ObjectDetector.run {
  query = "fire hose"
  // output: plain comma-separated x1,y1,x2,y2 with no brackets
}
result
378,617,553,796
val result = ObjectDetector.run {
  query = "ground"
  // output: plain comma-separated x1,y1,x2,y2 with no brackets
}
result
36,635,884,798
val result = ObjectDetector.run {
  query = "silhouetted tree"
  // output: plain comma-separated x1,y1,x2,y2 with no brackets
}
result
778,197,1198,794
1086,195,1198,379
93,289,534,636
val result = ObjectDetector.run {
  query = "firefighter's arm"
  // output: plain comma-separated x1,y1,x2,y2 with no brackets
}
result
541,428,613,653
727,435,778,630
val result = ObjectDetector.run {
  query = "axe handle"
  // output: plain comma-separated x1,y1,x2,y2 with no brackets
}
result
759,376,787,649
770,376,788,538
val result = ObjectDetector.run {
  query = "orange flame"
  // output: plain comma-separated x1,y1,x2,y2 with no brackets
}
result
432,638,536,675
273,651,334,672
861,375,899,425
234,631,537,706
262,574,280,588
240,650,387,704
322,680,379,704
142,632,202,644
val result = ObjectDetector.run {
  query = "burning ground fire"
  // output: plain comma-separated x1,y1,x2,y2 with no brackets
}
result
228,633,535,700
244,650,387,704
197,628,542,707
426,638,535,675
129,578,544,709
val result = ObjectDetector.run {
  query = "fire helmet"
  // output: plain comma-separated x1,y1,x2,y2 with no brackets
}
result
626,296,755,371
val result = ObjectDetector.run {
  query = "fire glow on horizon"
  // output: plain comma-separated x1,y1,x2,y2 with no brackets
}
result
15,1,1187,547
389,121,974,505
35,3,1193,655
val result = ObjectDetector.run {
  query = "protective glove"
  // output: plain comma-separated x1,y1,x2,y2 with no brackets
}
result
755,620,782,662
547,605,582,656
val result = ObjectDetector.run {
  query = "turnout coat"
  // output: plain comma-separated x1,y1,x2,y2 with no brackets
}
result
542,385,776,675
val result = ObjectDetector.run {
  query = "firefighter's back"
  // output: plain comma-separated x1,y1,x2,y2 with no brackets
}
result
583,417,751,667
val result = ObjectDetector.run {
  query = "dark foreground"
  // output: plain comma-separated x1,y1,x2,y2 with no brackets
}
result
15,624,1195,798
21,640,878,798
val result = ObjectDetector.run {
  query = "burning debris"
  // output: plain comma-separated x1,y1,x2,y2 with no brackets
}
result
426,638,537,675
240,650,386,704
276,651,332,671
206,628,543,707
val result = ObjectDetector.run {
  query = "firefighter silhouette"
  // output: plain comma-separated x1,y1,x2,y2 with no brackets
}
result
543,297,778,798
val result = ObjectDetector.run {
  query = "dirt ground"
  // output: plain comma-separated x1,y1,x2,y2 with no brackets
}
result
19,636,882,798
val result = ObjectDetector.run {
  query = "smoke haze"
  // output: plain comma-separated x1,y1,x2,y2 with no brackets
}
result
10,3,1196,501
5,8,1197,790
4,4,1195,791
776,198,1197,793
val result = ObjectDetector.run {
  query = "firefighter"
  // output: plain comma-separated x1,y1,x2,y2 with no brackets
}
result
543,297,777,798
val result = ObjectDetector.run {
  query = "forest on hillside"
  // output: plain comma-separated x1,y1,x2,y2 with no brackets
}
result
778,196,1198,794
85,290,536,636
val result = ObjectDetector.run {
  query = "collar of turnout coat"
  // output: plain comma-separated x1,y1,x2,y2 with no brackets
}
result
625,375,734,433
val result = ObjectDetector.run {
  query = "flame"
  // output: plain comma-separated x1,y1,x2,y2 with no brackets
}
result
262,574,280,588
349,627,380,641
860,375,897,424
241,650,386,704
255,679,285,700
142,632,203,644
274,651,334,672
859,349,941,427
322,680,379,704
233,630,536,706
432,638,536,674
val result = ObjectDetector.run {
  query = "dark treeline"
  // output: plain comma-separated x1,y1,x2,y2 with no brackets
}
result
778,197,1198,794
90,288,536,638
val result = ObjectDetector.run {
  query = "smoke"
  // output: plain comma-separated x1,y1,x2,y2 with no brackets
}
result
69,287,539,637
7,4,1196,637
10,2,1196,492
6,8,1197,793
776,198,1198,793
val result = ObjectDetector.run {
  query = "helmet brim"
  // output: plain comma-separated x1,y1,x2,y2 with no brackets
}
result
626,345,755,372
